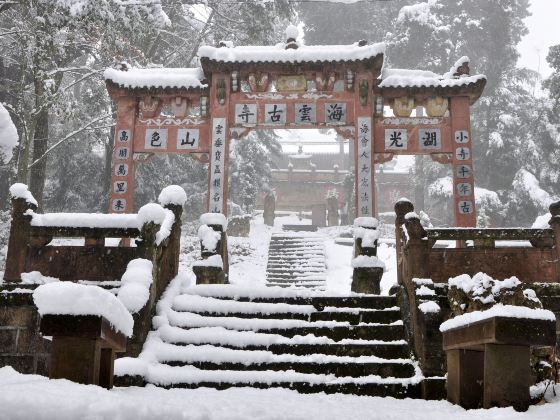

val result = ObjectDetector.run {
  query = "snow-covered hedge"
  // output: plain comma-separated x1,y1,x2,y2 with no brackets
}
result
448,272,542,316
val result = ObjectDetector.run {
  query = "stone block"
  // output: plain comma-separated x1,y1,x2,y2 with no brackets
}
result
352,267,383,294
446,349,484,409
16,329,51,354
0,355,35,374
0,328,17,353
484,344,530,411
36,354,50,376
0,306,37,328
228,215,251,237
193,266,227,285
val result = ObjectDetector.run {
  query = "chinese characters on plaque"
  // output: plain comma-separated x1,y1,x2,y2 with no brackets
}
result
145,128,168,150
295,103,316,124
209,118,227,213
111,128,133,212
118,129,131,143
235,104,257,125
385,129,408,150
453,130,474,216
264,103,286,124
419,129,441,150
357,117,373,217
232,103,346,125
325,103,346,124
177,129,200,150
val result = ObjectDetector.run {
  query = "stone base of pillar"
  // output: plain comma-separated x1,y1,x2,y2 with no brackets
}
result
446,349,484,409
484,344,530,411
351,267,383,294
193,266,227,285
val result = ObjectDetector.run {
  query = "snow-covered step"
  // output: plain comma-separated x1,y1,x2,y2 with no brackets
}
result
156,347,416,378
114,281,424,398
116,363,422,397
266,232,327,289
167,313,405,342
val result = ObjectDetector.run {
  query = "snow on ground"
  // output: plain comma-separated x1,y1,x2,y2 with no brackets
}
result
0,366,558,420
228,215,272,287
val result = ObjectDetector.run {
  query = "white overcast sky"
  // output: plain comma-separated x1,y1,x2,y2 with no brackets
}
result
517,0,560,76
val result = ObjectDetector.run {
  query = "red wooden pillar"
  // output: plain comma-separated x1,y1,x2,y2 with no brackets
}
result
450,96,476,227
354,71,375,218
108,97,137,214
207,73,230,214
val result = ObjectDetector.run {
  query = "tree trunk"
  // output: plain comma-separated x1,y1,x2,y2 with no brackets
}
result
102,123,116,211
29,78,49,209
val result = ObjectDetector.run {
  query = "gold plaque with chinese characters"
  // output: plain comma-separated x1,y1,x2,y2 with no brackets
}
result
277,75,307,92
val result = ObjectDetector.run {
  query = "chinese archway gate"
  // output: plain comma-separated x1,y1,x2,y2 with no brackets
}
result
105,29,486,227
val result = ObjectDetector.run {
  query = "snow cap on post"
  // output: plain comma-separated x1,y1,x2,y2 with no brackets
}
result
200,212,227,230
9,183,38,207
354,216,379,229
33,282,134,337
137,203,167,228
158,185,187,207
198,224,220,252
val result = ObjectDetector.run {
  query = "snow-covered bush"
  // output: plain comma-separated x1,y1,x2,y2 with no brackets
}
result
448,272,542,316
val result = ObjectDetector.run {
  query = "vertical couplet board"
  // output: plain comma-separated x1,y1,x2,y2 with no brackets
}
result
208,73,231,214
209,118,227,213
450,96,477,227
354,72,375,217
109,98,137,214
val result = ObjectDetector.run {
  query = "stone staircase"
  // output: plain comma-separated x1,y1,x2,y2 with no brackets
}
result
265,233,327,289
115,285,424,398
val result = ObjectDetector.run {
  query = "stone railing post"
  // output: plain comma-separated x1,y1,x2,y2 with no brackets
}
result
162,202,183,275
394,198,414,286
157,185,187,289
549,200,560,277
4,185,38,283
403,212,430,284
326,195,339,227
263,191,276,227
352,217,383,294
194,213,228,285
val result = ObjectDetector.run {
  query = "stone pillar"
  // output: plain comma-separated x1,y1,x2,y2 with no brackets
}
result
446,349,484,409
352,267,383,294
484,344,531,411
263,191,276,227
109,97,137,215
352,217,382,294
326,195,339,227
394,198,414,286
403,212,430,283
4,194,37,283
195,217,228,284
311,204,326,227
549,201,560,276
450,96,476,228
